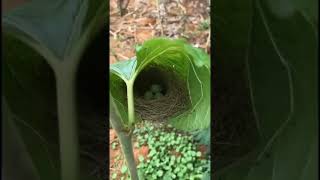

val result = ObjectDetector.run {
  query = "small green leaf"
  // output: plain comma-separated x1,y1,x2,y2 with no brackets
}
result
121,165,128,174
157,170,164,177
135,45,142,52
112,173,117,179
148,149,157,157
152,174,157,179
111,142,118,149
196,152,201,157
171,174,176,178
138,155,144,162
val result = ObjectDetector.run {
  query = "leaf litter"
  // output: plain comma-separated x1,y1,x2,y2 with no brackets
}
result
109,0,211,64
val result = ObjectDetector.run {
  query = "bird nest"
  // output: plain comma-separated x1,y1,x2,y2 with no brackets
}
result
134,66,190,122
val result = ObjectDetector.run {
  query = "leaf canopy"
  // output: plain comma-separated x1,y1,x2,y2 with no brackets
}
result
110,38,211,131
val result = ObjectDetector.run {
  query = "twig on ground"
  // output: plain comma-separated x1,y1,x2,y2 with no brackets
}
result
117,53,130,60
134,24,137,43
178,2,187,14
206,31,210,53
110,30,118,40
156,0,164,36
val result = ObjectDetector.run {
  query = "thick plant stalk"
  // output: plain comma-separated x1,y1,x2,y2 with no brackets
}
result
110,98,139,180
117,130,138,180
56,66,79,180
127,81,135,127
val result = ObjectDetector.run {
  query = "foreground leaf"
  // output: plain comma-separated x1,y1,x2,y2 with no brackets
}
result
214,0,318,179
2,0,107,180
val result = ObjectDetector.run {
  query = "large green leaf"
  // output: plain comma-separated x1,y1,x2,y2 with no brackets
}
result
2,1,107,180
2,98,40,180
2,0,107,64
110,38,211,131
214,0,318,179
2,35,60,180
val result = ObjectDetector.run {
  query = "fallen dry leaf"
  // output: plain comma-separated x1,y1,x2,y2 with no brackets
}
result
136,29,153,43
135,17,156,26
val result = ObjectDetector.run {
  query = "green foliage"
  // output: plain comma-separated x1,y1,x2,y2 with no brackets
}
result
2,35,60,180
198,19,210,31
134,122,210,180
121,165,128,174
112,173,117,179
2,1,107,180
191,127,211,156
110,38,211,131
214,0,318,179
111,142,118,150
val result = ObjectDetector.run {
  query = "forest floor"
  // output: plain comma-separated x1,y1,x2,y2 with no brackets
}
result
109,0,211,64
109,123,209,180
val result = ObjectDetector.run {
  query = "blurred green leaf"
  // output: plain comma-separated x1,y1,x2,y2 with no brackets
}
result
2,0,107,180
2,35,60,180
214,0,318,179
121,165,128,174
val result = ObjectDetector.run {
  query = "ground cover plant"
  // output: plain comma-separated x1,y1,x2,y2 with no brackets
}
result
110,122,210,180
135,122,210,180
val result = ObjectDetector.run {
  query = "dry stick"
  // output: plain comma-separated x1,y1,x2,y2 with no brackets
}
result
117,53,130,60
134,24,137,43
206,31,211,53
110,30,117,39
133,1,137,44
156,0,164,36
178,1,187,14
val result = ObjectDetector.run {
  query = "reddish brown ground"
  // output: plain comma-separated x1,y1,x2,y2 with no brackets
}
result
109,129,208,179
110,0,211,64
109,129,150,179
197,144,208,159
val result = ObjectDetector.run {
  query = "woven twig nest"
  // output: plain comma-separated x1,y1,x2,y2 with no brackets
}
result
134,66,190,122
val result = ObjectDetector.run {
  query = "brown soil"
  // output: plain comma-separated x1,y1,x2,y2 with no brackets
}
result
110,0,211,64
109,128,209,179
109,129,150,180
197,144,207,159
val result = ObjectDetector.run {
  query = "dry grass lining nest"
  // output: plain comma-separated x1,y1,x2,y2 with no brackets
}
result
134,66,190,122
